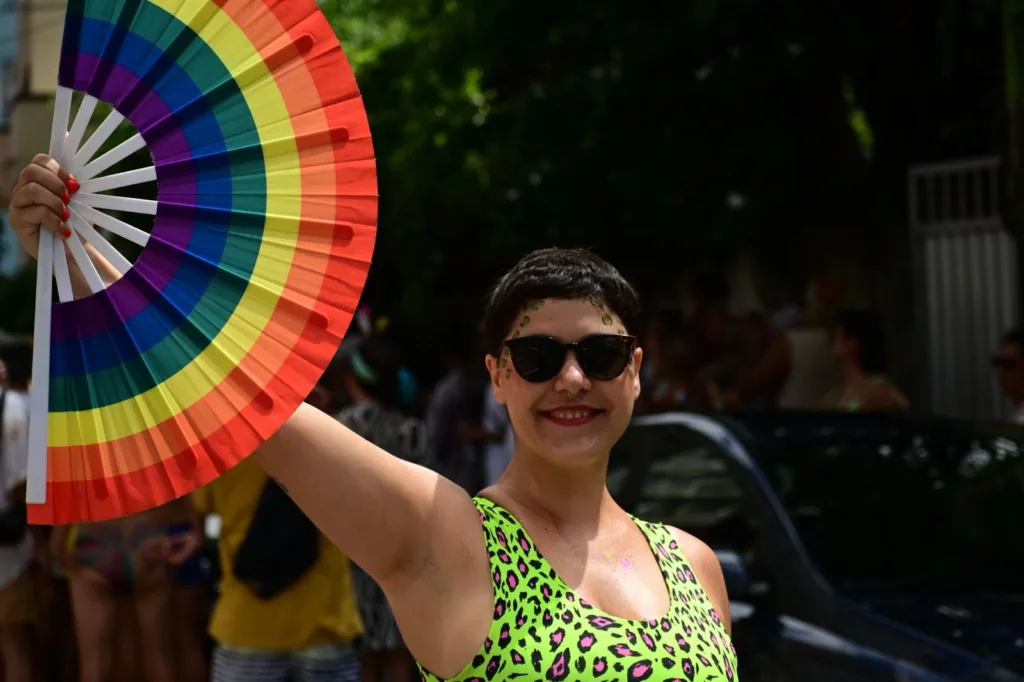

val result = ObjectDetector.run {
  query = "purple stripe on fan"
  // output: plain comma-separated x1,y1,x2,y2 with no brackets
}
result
52,55,196,341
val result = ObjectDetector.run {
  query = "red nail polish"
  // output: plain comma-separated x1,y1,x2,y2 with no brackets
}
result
63,228,71,239
62,190,70,204
66,178,80,193
61,207,69,221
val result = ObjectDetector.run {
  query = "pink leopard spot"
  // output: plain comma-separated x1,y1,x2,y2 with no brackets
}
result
611,644,637,657
627,660,653,680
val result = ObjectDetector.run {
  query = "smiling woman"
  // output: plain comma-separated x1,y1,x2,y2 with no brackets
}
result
2,161,737,682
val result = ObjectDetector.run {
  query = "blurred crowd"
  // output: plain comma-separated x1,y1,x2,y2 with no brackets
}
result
13,268,1024,682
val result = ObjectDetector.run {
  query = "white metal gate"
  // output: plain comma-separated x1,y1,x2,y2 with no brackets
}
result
909,156,1019,419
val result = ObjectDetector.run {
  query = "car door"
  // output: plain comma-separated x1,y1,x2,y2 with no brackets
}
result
617,414,946,682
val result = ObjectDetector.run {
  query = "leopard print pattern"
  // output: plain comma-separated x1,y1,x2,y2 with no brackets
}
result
417,497,738,681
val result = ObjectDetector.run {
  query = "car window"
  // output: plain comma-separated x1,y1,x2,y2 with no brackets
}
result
617,422,754,552
759,425,1024,594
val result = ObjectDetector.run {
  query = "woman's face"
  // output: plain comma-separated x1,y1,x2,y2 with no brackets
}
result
486,298,643,468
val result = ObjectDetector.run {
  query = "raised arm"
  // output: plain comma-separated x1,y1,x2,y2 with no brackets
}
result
8,155,485,593
254,404,480,583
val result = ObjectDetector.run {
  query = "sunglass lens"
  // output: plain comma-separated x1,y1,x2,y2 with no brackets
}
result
510,338,565,382
578,336,633,380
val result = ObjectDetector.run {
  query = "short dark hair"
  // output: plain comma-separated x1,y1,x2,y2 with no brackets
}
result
482,248,641,353
835,309,888,374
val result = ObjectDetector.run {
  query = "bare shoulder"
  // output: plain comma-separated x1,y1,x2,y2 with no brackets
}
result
667,526,732,634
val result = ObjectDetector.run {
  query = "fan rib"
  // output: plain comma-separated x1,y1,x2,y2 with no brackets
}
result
67,209,135,275
71,202,151,247
77,192,157,216
65,229,107,295
80,166,158,194
71,108,125,175
64,94,99,162
50,87,74,163
27,229,53,505
53,240,74,303
77,133,148,183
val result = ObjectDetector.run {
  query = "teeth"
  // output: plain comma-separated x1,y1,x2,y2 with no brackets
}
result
550,410,592,420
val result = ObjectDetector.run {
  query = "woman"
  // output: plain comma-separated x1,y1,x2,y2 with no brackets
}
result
334,335,432,682
821,309,909,411
10,155,737,681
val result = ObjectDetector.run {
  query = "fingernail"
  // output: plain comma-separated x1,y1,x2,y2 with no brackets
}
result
62,227,71,239
66,178,80,193
61,207,69,221
62,190,70,204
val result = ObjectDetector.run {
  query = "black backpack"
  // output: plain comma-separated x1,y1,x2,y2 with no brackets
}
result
231,478,320,600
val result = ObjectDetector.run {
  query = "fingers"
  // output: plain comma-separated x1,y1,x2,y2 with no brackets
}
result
17,204,70,239
34,153,76,188
18,160,71,202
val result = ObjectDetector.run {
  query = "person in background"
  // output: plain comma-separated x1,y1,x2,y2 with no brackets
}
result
993,328,1024,423
821,309,909,411
733,276,842,410
333,336,432,682
170,501,211,682
191,383,363,682
0,341,38,682
50,498,201,682
478,387,514,486
424,330,488,492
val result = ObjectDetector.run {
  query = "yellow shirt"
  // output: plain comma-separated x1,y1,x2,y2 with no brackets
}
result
192,459,363,650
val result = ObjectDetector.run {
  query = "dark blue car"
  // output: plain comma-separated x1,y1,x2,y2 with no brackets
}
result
613,411,1024,681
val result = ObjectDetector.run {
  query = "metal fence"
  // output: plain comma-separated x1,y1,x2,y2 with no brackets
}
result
909,156,1019,419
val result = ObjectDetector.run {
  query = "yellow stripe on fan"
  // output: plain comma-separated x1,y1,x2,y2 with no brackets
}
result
50,0,301,446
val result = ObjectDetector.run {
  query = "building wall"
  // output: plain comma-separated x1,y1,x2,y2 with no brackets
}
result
23,0,65,97
10,96,52,172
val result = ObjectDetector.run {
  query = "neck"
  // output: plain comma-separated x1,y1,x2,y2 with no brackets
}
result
497,447,613,531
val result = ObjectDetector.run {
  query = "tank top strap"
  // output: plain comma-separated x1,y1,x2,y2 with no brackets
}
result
631,518,709,604
472,497,539,599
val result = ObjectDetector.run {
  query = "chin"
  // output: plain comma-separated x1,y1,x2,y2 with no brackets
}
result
528,426,625,468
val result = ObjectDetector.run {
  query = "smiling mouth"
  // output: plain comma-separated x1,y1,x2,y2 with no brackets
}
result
539,407,605,426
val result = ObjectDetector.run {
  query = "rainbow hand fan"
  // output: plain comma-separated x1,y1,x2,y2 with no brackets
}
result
27,0,377,524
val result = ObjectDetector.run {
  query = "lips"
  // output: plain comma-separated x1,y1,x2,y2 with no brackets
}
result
539,405,605,426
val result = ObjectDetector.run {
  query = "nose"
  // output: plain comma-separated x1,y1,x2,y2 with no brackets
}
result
553,351,591,395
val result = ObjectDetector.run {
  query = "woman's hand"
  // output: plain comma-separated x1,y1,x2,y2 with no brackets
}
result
8,154,77,260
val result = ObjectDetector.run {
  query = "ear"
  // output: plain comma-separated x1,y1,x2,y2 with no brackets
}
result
485,353,508,405
631,346,644,400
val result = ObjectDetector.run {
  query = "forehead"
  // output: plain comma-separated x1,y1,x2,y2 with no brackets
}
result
510,298,624,339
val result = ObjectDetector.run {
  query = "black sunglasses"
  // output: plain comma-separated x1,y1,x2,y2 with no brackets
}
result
502,334,637,383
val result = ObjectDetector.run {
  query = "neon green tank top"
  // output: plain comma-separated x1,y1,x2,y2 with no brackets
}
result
417,497,739,682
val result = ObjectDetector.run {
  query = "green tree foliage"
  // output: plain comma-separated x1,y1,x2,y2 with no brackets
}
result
321,0,1005,331
0,0,1005,344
